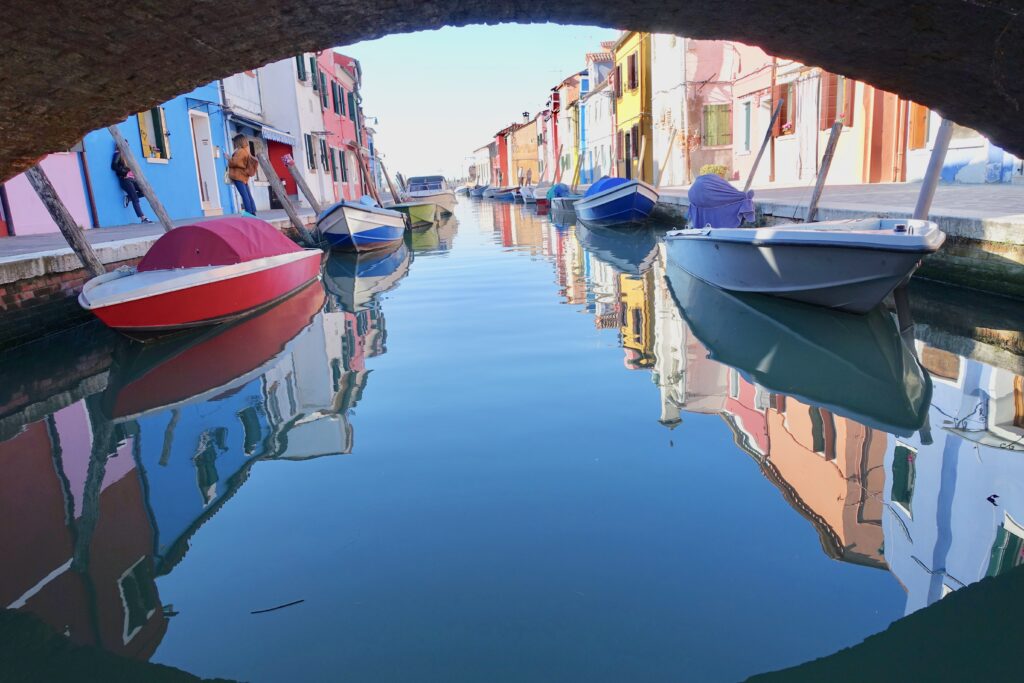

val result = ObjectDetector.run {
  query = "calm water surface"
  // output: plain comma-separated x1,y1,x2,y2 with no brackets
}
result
2,200,1023,681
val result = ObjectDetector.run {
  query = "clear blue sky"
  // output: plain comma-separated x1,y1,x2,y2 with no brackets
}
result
342,24,619,179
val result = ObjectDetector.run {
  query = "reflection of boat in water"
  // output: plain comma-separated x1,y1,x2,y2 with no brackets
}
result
575,223,658,276
410,216,458,254
103,281,326,422
324,242,411,312
664,258,932,436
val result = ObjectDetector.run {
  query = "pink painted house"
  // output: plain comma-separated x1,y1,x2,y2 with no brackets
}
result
317,52,365,202
0,151,94,236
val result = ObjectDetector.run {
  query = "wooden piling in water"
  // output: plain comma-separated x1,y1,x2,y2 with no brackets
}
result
805,121,844,222
283,154,323,215
107,125,175,232
252,139,316,246
24,165,106,277
743,99,784,193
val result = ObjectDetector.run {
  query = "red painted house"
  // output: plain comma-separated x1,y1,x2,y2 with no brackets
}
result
493,123,521,188
316,52,369,202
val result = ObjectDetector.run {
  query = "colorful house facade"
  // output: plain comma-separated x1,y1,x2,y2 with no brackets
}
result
0,150,94,235
82,81,236,226
613,32,654,183
510,115,540,186
259,53,335,209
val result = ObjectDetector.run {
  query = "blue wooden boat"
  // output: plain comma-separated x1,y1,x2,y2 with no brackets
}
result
574,176,659,226
324,241,411,312
493,187,516,201
317,197,406,252
470,185,488,198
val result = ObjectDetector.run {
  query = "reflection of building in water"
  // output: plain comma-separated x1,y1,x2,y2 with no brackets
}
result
651,257,728,425
589,257,621,330
0,402,167,660
618,270,656,370
0,283,392,664
723,376,888,568
560,230,589,305
491,202,513,247
511,207,545,255
883,347,1024,615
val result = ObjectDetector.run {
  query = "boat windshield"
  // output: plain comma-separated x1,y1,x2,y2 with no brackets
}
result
407,176,447,192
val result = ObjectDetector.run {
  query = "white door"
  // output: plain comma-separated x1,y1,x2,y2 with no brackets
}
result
190,112,223,216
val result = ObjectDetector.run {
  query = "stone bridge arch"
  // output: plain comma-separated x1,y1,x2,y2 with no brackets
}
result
2,0,1022,180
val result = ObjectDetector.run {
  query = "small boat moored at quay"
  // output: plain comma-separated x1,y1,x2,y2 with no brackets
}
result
470,185,488,198
664,217,946,314
317,197,406,252
78,216,323,337
574,176,659,226
664,259,932,436
492,187,516,201
405,175,457,215
548,183,582,212
482,186,499,198
388,201,438,228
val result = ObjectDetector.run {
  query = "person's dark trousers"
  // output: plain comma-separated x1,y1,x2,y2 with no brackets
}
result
233,180,257,214
118,177,145,218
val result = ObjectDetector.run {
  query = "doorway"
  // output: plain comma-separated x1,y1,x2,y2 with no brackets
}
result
189,112,223,216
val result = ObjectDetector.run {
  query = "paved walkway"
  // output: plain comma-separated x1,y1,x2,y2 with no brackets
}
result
659,181,1024,244
0,209,315,260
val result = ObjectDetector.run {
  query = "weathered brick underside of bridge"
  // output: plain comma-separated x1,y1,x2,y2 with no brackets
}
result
2,1,1023,181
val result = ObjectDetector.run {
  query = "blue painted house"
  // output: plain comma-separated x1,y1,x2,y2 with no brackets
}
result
83,82,236,227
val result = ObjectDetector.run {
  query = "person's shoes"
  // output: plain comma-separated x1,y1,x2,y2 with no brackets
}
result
141,217,153,224
123,194,130,208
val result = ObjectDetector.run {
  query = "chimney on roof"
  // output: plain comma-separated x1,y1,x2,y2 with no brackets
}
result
522,111,530,123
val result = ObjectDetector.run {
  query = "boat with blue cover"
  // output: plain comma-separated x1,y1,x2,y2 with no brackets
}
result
547,183,582,212
574,176,659,226
317,196,406,252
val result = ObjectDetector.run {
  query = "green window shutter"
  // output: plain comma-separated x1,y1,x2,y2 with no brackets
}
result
330,149,338,181
340,151,349,182
305,134,315,170
296,56,307,81
310,58,318,89
319,73,328,107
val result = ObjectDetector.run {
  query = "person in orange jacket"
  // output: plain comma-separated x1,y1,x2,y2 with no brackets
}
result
228,134,258,214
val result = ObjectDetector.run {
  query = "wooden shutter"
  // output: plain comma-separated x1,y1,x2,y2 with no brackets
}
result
137,113,152,157
771,85,783,137
319,73,328,108
296,56,307,81
158,107,171,159
843,77,856,127
305,134,315,170
820,73,836,130
310,58,318,89
614,66,622,98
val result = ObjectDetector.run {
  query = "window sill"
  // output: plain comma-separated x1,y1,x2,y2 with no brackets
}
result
145,157,169,164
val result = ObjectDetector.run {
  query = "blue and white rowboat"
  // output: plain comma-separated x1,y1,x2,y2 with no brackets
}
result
317,199,406,252
574,177,659,227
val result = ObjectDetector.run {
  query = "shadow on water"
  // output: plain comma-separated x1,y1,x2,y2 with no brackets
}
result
3,200,1024,680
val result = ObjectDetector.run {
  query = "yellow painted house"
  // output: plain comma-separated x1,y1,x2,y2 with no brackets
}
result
613,32,654,183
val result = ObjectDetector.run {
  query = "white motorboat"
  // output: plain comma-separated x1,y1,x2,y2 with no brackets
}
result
664,217,945,313
405,175,456,216
520,185,537,203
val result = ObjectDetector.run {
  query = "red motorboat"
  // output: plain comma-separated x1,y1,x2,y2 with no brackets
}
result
79,216,323,336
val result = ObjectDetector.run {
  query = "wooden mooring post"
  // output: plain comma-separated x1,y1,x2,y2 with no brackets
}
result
24,165,105,277
252,139,317,246
107,125,175,232
743,99,784,193
283,153,323,215
379,160,404,204
655,129,678,188
805,121,844,222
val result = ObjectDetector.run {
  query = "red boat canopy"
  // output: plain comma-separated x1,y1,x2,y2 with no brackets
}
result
137,217,303,272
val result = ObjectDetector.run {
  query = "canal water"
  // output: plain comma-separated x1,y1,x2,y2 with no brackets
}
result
2,199,1023,681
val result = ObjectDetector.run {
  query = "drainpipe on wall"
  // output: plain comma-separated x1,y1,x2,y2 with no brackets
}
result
769,56,777,183
0,183,14,235
78,145,100,228
681,36,691,184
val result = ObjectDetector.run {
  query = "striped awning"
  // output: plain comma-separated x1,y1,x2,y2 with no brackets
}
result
228,114,296,146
